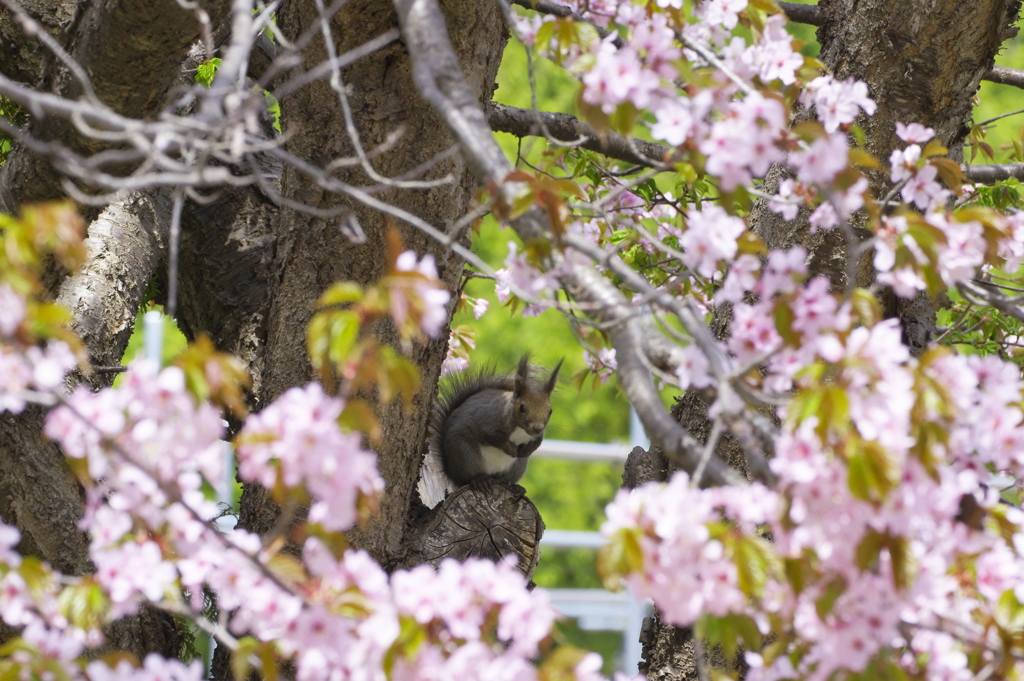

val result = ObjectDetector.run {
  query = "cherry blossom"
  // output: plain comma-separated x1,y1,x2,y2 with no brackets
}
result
0,283,26,336
800,75,877,133
236,382,383,531
790,133,849,185
680,204,747,277
391,250,452,339
896,121,935,143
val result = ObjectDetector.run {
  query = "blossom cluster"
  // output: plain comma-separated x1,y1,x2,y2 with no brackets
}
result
0,275,598,681
0,350,605,681
389,250,452,340
235,382,383,531
604,318,1024,680
0,283,78,414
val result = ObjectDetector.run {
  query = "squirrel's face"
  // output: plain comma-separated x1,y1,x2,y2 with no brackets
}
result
515,395,553,436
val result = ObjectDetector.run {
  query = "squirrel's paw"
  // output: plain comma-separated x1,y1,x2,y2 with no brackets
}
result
468,475,495,494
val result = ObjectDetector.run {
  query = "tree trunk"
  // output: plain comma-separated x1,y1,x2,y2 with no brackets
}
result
637,1,1020,678
176,0,508,571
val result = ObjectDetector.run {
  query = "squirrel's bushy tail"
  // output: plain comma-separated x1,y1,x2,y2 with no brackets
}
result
426,363,516,463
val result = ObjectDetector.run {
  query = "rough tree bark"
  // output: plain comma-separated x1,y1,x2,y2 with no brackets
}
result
203,0,509,569
634,1,1022,678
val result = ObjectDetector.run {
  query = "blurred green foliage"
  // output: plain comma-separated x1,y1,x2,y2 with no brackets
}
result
118,308,189,370
0,96,27,167
975,37,1024,163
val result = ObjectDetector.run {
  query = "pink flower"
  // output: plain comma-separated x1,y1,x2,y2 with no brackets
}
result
877,267,926,298
651,100,694,146
729,301,781,363
754,15,803,85
800,75,877,133
237,383,383,532
702,94,786,190
680,204,747,277
759,246,807,298
791,134,849,185
896,121,935,144
503,241,558,300
714,253,760,304
585,347,617,384
392,250,452,339
0,284,26,337
768,178,803,221
676,345,712,389
889,144,922,183
791,277,845,340
901,164,947,210
582,42,645,114
0,521,21,567
808,201,838,232
698,0,748,30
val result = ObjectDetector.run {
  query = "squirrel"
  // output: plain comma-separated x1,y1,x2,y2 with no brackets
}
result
428,355,563,492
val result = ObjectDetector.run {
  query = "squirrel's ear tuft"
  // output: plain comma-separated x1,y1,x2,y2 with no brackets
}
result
545,358,563,393
515,354,530,394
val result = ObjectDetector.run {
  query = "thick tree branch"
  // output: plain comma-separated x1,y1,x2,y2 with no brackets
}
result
488,102,677,167
984,65,1024,89
494,103,1023,188
778,2,823,25
963,163,1024,183
58,196,169,373
1,193,169,575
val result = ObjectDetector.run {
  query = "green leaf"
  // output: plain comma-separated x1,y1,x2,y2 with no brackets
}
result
384,616,427,680
597,527,644,591
887,534,913,590
851,288,882,327
318,282,364,307
773,300,800,346
733,535,776,598
57,579,109,631
747,0,782,13
231,636,258,681
847,439,900,502
327,311,361,368
783,557,808,595
535,22,557,56
306,312,331,373
787,387,823,429
814,576,846,620
996,590,1024,630
847,449,873,502
195,58,222,88
855,529,883,572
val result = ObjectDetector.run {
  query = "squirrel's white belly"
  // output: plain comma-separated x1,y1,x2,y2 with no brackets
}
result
509,427,532,445
479,445,517,473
